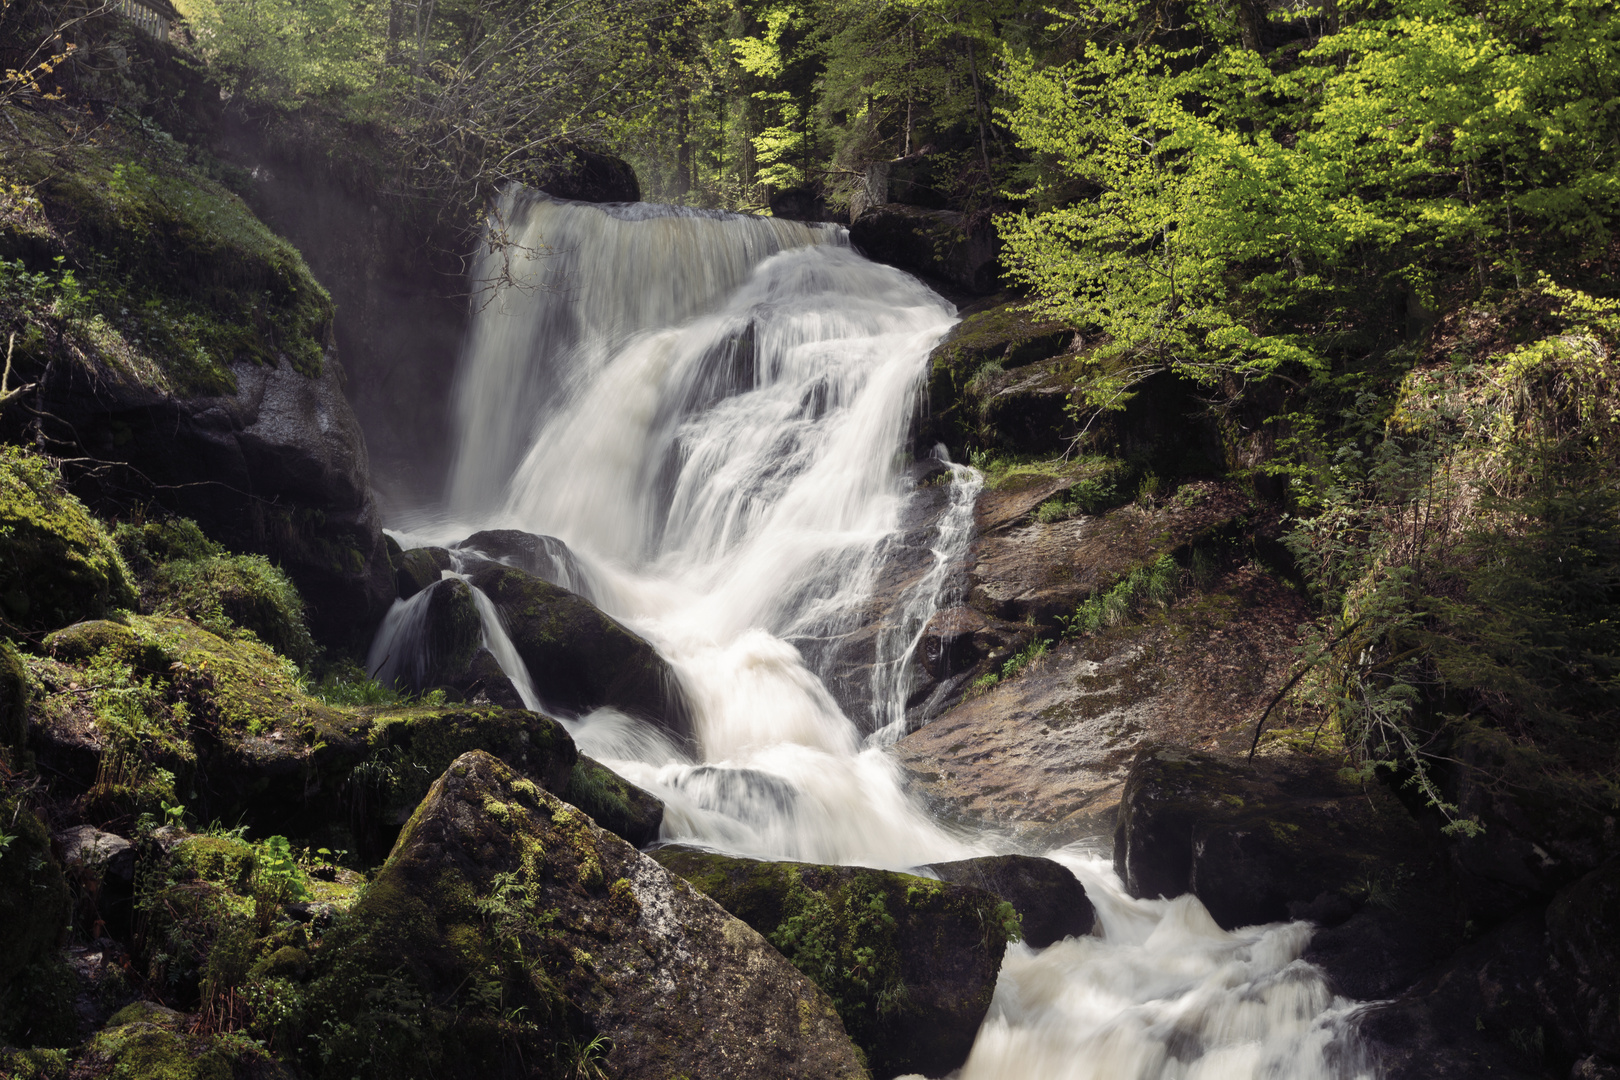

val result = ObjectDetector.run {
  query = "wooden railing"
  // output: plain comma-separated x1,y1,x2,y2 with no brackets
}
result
115,0,178,41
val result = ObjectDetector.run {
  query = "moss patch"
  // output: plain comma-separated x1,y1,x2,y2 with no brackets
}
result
0,446,137,633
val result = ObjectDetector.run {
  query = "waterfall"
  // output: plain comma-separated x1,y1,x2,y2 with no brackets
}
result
393,189,1375,1079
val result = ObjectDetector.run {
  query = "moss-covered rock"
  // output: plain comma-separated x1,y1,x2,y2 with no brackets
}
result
117,518,317,669
0,446,137,633
925,854,1094,948
0,1047,70,1079
306,750,867,1080
0,796,71,1010
395,546,451,600
74,1003,294,1080
461,557,691,739
563,755,663,848
650,846,1009,1077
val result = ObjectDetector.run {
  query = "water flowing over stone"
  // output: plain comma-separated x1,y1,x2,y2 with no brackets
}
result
385,188,1378,1078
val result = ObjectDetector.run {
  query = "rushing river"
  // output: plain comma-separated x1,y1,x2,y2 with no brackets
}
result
381,190,1375,1080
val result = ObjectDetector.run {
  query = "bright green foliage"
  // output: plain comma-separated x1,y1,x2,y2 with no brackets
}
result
997,0,1620,421
82,648,196,820
0,445,137,633
1058,554,1180,638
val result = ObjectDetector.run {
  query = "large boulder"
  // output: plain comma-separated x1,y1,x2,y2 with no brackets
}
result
454,529,588,592
307,750,866,1080
924,854,1094,948
1113,744,1464,1000
394,546,451,600
564,754,665,848
374,577,483,693
460,557,691,739
36,354,396,653
531,142,642,203
651,846,1012,1078
0,446,136,633
848,203,999,298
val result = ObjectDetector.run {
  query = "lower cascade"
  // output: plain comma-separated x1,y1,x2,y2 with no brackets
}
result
381,190,1375,1079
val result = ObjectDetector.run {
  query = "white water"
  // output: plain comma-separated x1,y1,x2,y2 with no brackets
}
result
387,190,1376,1078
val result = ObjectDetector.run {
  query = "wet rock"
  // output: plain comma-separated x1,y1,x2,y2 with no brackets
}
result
1114,745,1452,932
849,203,999,298
307,750,866,1080
0,446,136,634
454,647,525,709
650,845,1010,1078
454,528,587,591
924,854,1094,947
1354,909,1572,1080
460,556,691,739
564,755,664,848
406,578,483,691
395,545,451,599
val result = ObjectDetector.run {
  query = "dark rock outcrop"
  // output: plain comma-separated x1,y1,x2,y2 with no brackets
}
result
769,187,828,221
849,203,999,298
564,755,665,848
532,143,642,203
1547,859,1620,1060
395,546,452,599
307,750,867,1080
38,355,396,652
651,845,1011,1078
925,854,1094,947
406,577,483,690
454,529,587,591
460,557,691,738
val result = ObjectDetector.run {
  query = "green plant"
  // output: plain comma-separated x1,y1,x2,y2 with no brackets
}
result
1059,554,1181,638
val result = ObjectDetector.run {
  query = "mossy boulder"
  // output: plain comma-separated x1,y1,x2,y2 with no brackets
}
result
0,797,71,1002
461,557,691,739
116,518,317,669
74,1002,293,1080
453,529,587,591
650,846,1010,1078
395,546,451,600
916,300,1074,458
925,854,1094,948
563,755,664,848
306,750,867,1080
0,446,136,633
1115,744,1461,999
376,578,482,693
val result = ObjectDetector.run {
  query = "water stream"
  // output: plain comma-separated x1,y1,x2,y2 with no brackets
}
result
383,190,1375,1079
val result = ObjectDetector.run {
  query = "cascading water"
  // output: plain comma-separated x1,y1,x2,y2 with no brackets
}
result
386,189,1376,1079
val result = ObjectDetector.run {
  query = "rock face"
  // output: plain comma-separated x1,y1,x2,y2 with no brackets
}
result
460,556,691,739
650,846,1011,1078
308,750,867,1080
1113,746,1446,924
925,854,1094,948
532,142,642,203
454,529,589,592
395,546,452,599
848,203,999,298
38,355,396,651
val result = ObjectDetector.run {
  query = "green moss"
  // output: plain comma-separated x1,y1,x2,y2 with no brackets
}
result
0,446,137,633
113,518,318,670
0,1047,70,1080
173,835,259,891
79,1017,275,1080
3,117,333,396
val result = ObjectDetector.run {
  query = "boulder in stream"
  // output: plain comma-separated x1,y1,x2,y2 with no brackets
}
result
460,556,691,740
924,854,1094,948
454,528,588,591
651,845,1013,1078
306,750,866,1080
395,545,452,599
